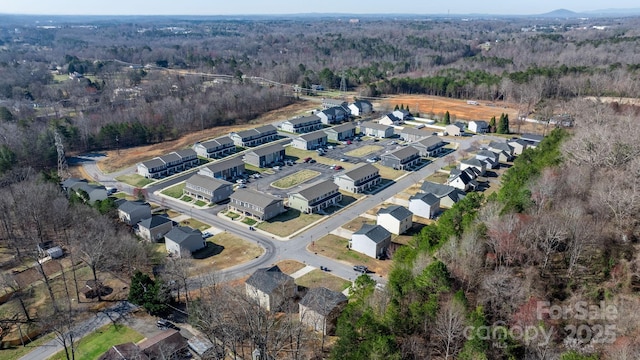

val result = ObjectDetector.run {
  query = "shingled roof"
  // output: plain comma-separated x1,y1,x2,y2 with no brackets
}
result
299,287,347,316
231,188,281,209
354,224,391,244
291,180,338,201
246,266,293,294
377,205,413,221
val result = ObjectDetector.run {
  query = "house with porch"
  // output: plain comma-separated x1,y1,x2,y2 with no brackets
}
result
412,135,445,157
291,131,328,150
193,136,236,159
468,120,489,133
244,142,286,168
288,180,342,214
228,189,285,221
488,141,515,161
198,156,245,180
184,174,234,203
317,107,348,125
350,224,392,259
158,152,183,175
333,163,381,193
172,148,199,170
460,158,487,176
399,127,431,142
280,115,323,134
229,124,278,147
324,122,356,142
137,158,167,179
380,146,421,170
445,122,465,136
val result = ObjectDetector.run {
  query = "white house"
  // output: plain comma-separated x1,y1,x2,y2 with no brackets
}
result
468,120,489,133
409,193,440,219
299,287,348,336
165,226,206,258
376,205,413,235
137,215,174,242
445,123,465,136
378,113,402,126
420,181,466,208
349,224,391,259
460,158,486,176
348,100,373,116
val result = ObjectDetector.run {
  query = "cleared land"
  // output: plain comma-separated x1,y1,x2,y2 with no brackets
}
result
382,95,519,122
49,324,143,360
190,233,264,274
295,269,351,292
275,260,307,275
311,234,392,278
373,164,405,181
114,174,154,187
256,209,323,237
344,145,383,158
271,170,321,189
424,171,450,184
342,216,375,232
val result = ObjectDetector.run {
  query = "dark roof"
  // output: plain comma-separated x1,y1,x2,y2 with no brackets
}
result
159,152,181,163
326,122,355,133
246,265,293,294
199,136,234,149
461,158,484,167
173,148,197,158
488,141,514,153
138,329,187,358
447,122,465,130
247,142,286,157
233,124,277,139
420,181,457,197
298,131,327,142
360,122,391,131
410,192,440,205
61,178,86,189
117,200,150,214
187,174,232,190
140,157,166,169
383,146,419,160
508,138,529,147
449,170,474,184
291,180,338,201
255,124,277,134
337,163,379,181
285,115,321,125
377,205,413,221
98,343,148,360
231,188,281,208
382,113,400,122
299,287,348,316
165,226,202,244
414,135,443,148
202,156,244,173
353,224,391,244
471,120,489,127
521,133,544,143
138,215,172,230
400,127,430,137
476,149,499,160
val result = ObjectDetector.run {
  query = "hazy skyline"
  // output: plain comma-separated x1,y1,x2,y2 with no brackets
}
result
1,0,639,16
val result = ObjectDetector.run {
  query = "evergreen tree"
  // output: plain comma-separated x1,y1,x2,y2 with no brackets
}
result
394,104,399,111
444,111,451,125
497,113,510,134
489,116,496,133
128,271,169,315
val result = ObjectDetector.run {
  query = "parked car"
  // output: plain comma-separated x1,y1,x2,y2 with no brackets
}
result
309,159,316,163
355,137,362,142
366,158,377,163
334,165,343,171
273,166,281,170
353,265,368,273
303,157,312,163
346,140,352,145
156,319,178,330
339,158,348,162
202,232,212,239
327,145,335,150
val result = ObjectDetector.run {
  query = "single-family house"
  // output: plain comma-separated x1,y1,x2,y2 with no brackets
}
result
378,113,402,126
508,138,529,155
392,109,412,121
246,265,296,312
137,158,167,179
137,215,173,242
280,115,322,134
447,170,477,191
324,122,356,142
420,181,466,208
229,124,278,147
399,127,431,142
359,122,394,138
460,158,487,176
198,156,245,180
412,135,446,157
69,182,108,204
333,163,381,193
299,287,348,335
322,98,349,111
288,180,342,214
193,136,236,159
117,200,151,226
349,100,373,116
380,146,421,170
445,122,465,136
228,189,285,221
165,226,205,258
377,205,413,235
138,329,187,360
291,131,328,150
488,141,515,161
99,343,148,360
61,178,86,192
317,106,348,125
244,142,286,168
475,149,500,169
188,337,217,360
409,193,440,219
184,174,233,203
468,120,489,133
350,224,392,259
521,133,544,148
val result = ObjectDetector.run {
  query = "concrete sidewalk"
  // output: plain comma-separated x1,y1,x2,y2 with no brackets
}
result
289,265,316,279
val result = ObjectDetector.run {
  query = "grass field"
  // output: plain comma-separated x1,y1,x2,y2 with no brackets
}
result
180,218,210,231
49,324,143,360
425,171,450,184
311,234,392,277
115,174,154,187
271,170,320,189
275,260,306,275
344,145,383,158
161,182,185,198
342,217,375,232
256,209,323,237
296,269,351,292
190,233,263,273
373,164,405,180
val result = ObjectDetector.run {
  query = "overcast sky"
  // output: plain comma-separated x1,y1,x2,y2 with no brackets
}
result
0,0,638,16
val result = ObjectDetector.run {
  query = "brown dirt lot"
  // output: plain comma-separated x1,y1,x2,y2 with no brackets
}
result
95,100,315,173
381,95,519,122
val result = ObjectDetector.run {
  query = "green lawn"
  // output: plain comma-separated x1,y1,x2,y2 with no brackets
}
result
271,170,320,189
115,174,154,187
256,209,323,237
242,218,258,226
161,183,185,198
225,211,240,220
49,324,143,360
195,200,207,207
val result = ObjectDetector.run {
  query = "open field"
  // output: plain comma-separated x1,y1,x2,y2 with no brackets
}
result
49,324,143,360
311,234,392,278
256,209,323,237
424,171,450,184
271,170,320,189
190,233,263,274
161,182,185,198
342,217,375,232
114,174,154,187
179,218,210,231
295,269,351,292
373,164,405,181
96,101,315,173
275,260,306,275
381,95,519,122
344,145,383,158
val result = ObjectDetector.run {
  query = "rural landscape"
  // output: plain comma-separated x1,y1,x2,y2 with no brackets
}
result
0,6,640,360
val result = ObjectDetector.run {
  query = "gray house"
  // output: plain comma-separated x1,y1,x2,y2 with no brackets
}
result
229,189,285,221
288,180,342,214
399,127,431,142
317,106,349,125
198,156,245,180
348,100,373,116
508,138,529,155
280,115,323,134
229,124,278,147
244,142,286,168
350,224,392,259
165,226,205,258
359,122,394,138
322,99,349,111
521,133,544,148
420,181,466,208
246,265,296,312
412,135,445,157
137,215,173,242
460,158,486,176
69,182,108,204
172,149,199,170
333,163,381,193
475,149,500,169
409,193,440,219
291,131,328,150
159,153,183,174
193,136,236,159
117,200,151,226
488,141,515,161
299,287,348,335
184,174,234,203
324,122,356,142
137,157,167,179
380,146,421,170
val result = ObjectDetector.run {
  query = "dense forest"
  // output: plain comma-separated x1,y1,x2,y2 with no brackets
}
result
1,14,640,359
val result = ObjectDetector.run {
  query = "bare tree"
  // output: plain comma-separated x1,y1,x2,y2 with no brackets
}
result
433,298,466,359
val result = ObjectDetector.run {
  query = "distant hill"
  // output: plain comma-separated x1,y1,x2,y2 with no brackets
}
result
538,9,581,18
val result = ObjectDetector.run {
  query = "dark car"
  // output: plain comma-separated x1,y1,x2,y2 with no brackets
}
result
353,265,368,273
157,319,179,330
